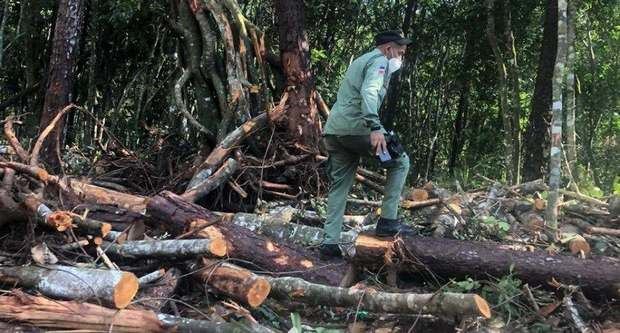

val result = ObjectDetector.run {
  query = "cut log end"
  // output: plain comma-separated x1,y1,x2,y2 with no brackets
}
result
474,294,492,319
209,238,228,257
247,278,271,308
101,222,112,237
408,189,429,202
113,272,140,309
568,236,591,255
46,212,73,232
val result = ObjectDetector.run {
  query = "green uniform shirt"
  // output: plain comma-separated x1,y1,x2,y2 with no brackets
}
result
324,48,392,136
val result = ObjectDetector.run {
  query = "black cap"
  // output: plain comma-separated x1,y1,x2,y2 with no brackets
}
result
375,30,412,46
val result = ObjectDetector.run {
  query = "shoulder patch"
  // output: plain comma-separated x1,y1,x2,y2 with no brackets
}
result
378,65,386,75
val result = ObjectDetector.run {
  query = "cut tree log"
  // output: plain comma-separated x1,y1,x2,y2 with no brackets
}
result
66,179,147,213
0,290,166,332
0,265,139,308
182,158,239,203
0,290,246,332
268,276,491,319
408,188,430,202
353,234,620,298
224,212,362,246
147,191,347,285
101,238,227,259
567,235,591,255
193,258,271,308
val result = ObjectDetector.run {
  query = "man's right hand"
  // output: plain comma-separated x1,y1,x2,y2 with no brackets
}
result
370,130,387,156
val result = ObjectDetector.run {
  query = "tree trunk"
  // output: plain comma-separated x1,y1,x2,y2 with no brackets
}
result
381,0,418,131
486,0,516,185
448,24,475,174
101,238,227,260
0,0,9,67
268,276,491,319
0,291,167,333
354,234,620,299
274,0,321,148
0,265,139,309
146,191,347,286
503,0,522,184
545,0,568,232
193,258,271,308
523,0,558,181
38,0,85,170
565,0,578,177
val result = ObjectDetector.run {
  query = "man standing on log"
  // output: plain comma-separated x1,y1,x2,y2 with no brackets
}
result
321,31,413,258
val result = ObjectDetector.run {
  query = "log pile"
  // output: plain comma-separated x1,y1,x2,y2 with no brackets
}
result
1,113,619,332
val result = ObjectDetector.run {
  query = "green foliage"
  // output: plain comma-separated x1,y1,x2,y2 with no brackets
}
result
444,278,482,293
482,269,525,322
457,215,511,241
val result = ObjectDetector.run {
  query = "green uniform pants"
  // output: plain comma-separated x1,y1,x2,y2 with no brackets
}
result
323,135,410,244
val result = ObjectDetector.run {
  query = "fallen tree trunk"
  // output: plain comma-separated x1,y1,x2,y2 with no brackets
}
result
0,265,139,308
101,238,227,259
268,276,491,319
0,290,166,333
193,258,271,308
225,212,362,246
67,179,147,213
147,191,347,286
353,234,620,298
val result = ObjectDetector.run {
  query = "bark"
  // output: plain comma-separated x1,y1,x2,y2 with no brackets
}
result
182,158,239,203
523,0,558,181
486,0,516,185
225,212,361,246
101,238,227,259
66,178,147,213
274,0,321,147
193,258,271,308
136,267,181,311
268,276,491,319
502,0,522,184
204,0,250,124
448,27,474,174
354,234,620,298
0,0,9,67
0,291,167,333
146,191,347,285
38,0,86,170
565,0,578,176
187,113,268,190
0,265,139,309
546,0,568,232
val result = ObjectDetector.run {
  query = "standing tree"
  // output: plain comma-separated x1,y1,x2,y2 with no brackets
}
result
522,0,558,181
486,0,517,185
38,0,86,169
565,0,578,180
502,0,522,184
545,0,568,233
274,0,321,148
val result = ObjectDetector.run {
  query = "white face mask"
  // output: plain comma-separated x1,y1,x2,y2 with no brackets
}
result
388,57,403,75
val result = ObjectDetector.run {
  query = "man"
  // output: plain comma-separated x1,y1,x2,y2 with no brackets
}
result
320,30,413,258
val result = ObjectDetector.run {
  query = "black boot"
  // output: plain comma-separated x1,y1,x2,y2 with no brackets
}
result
319,243,342,259
375,217,415,237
